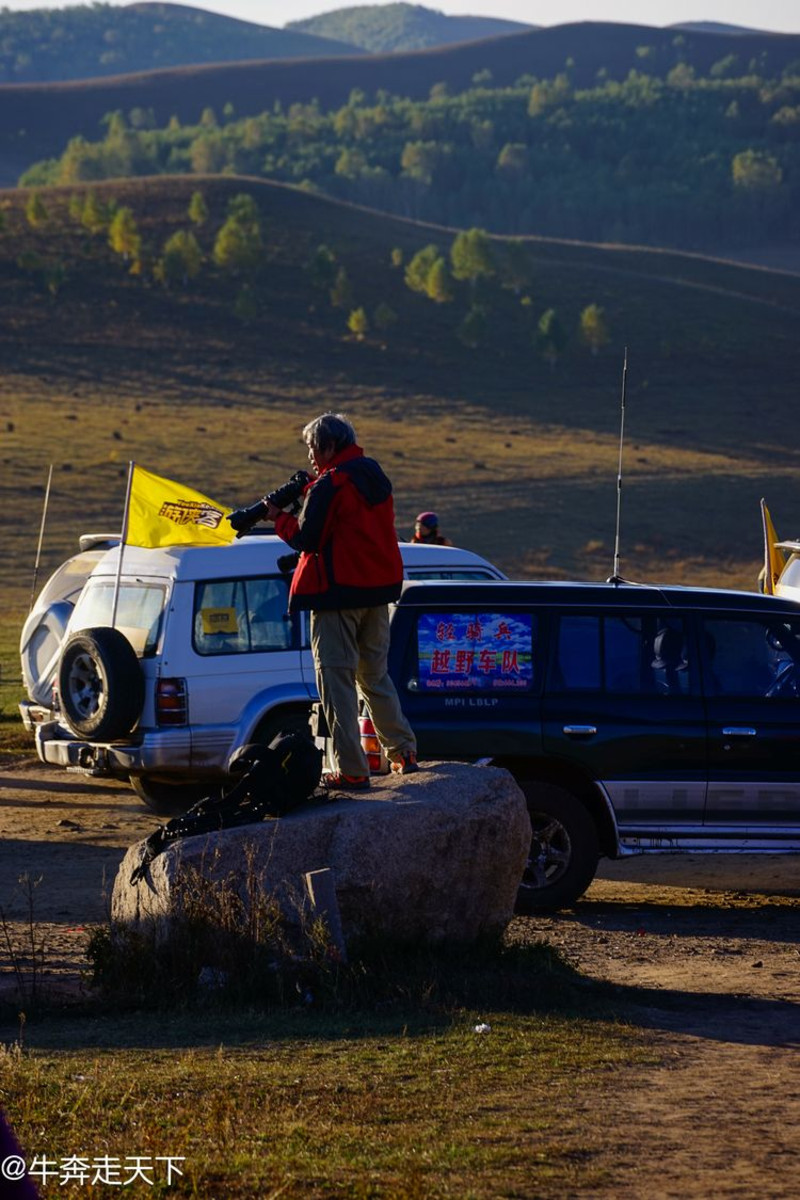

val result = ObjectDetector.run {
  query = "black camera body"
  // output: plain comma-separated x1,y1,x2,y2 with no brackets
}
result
227,470,312,538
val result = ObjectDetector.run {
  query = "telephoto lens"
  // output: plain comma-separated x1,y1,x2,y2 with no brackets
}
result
266,470,312,514
227,499,269,538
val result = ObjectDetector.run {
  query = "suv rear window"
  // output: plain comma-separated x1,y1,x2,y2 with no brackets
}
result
414,611,536,692
193,576,296,655
70,579,166,657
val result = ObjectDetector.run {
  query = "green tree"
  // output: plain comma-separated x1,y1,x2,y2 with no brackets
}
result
68,192,83,222
732,149,783,190
405,244,439,295
213,217,262,274
308,244,337,290
81,190,107,234
200,106,218,128
390,247,404,268
536,308,566,370
579,304,610,356
496,143,529,178
450,228,495,289
425,256,453,304
190,133,228,175
160,229,203,287
129,106,156,130
335,147,368,178
188,191,209,226
528,73,571,116
373,302,397,331
25,191,48,228
458,304,488,348
227,193,260,226
108,206,141,263
400,141,439,185
347,307,369,339
330,266,354,310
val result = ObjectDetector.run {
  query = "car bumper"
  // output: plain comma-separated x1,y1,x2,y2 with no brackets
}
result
34,721,194,777
19,699,53,734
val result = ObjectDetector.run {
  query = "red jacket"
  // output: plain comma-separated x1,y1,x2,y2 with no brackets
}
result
275,444,403,612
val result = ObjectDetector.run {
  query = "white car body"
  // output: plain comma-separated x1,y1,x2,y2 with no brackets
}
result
23,533,505,808
775,542,800,604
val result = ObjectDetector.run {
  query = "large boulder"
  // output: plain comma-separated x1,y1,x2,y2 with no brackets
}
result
112,763,531,945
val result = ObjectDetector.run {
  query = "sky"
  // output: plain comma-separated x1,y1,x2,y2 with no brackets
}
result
2,0,799,36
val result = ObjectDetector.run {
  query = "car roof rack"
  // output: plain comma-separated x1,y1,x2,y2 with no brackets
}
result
78,533,121,552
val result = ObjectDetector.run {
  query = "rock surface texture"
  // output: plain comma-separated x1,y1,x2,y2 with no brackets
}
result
112,763,531,945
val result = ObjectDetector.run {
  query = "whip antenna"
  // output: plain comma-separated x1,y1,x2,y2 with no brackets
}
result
29,463,54,612
608,348,628,585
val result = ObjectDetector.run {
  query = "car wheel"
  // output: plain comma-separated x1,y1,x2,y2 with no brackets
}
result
58,627,144,741
515,783,599,913
252,709,312,751
129,775,209,817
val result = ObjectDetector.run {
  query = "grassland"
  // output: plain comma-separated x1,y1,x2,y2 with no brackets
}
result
1,979,653,1198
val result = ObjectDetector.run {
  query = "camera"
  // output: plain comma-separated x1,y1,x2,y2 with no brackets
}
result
227,470,312,539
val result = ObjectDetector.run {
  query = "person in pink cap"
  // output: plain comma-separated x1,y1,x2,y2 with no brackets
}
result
411,512,452,546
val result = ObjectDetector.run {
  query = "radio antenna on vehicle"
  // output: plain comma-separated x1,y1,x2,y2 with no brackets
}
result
29,463,54,613
608,348,628,586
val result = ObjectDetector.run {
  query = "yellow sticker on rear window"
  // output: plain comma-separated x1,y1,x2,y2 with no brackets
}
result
201,607,239,635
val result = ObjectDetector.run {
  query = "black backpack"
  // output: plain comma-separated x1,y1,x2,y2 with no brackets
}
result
130,732,322,884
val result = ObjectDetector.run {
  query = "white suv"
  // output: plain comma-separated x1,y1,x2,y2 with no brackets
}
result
21,534,505,813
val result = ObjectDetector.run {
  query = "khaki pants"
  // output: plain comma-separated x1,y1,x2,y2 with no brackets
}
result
310,606,416,776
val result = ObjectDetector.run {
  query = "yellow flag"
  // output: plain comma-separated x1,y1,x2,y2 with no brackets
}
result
126,464,235,549
760,498,786,595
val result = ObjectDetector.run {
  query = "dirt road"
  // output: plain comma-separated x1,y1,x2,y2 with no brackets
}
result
1,762,799,1197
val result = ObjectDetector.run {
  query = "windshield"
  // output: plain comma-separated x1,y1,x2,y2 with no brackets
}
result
70,579,167,657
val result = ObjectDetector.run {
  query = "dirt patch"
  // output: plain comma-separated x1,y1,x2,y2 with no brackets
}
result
0,761,160,1005
1,763,799,1196
516,858,800,1199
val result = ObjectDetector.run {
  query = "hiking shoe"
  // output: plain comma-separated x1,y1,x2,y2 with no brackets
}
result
390,752,419,775
322,771,370,791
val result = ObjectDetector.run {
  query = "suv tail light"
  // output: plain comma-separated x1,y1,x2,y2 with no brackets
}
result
359,714,388,775
156,678,188,727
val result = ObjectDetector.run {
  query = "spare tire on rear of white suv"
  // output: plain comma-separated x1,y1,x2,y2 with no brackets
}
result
58,627,144,741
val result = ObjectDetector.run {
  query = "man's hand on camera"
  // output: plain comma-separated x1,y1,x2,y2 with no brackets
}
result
265,500,282,522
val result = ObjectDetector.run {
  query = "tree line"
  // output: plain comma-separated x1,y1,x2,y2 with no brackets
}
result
20,60,800,253
6,189,611,366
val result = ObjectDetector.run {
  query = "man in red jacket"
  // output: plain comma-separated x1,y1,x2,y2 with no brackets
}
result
268,412,418,790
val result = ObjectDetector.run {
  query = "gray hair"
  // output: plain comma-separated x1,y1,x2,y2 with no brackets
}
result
302,412,356,455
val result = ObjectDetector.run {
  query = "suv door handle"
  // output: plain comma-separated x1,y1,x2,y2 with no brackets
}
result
563,725,597,736
721,727,757,737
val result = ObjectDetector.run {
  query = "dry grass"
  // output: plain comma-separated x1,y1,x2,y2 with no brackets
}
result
0,999,652,1198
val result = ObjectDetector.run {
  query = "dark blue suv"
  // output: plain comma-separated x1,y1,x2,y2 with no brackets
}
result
384,580,800,909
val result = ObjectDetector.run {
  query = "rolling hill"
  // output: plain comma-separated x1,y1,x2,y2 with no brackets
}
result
287,3,533,53
0,2,362,85
2,21,799,191
1,173,799,610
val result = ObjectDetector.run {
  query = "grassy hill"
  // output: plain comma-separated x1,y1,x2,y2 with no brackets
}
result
1,173,799,619
0,3,362,85
287,3,533,53
2,21,799,189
